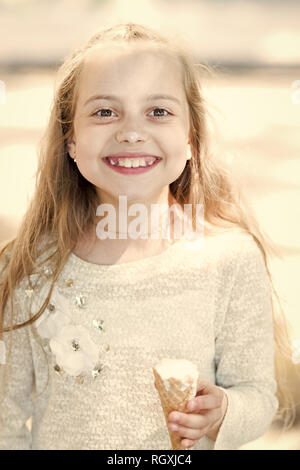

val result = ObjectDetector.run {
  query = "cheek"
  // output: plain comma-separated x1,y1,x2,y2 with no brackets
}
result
75,125,102,155
74,136,104,180
164,155,188,184
168,146,188,167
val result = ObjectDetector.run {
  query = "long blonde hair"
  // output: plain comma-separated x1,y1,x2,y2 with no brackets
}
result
0,22,297,427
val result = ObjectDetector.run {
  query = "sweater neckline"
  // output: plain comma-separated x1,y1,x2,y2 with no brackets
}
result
68,236,188,273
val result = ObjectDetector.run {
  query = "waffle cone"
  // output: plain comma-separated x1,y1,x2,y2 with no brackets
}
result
153,367,196,450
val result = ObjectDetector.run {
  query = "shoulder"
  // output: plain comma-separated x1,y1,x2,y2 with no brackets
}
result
209,229,270,294
224,229,264,259
218,230,271,300
221,229,268,280
202,226,264,266
182,228,266,291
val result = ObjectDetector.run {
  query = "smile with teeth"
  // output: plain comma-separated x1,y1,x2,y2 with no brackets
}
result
106,157,158,168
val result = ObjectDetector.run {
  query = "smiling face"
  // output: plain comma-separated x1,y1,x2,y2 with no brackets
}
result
67,42,191,206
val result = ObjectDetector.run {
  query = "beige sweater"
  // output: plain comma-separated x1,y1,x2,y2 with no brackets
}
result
0,229,278,450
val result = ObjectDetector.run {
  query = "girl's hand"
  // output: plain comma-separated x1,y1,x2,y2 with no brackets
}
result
162,379,228,449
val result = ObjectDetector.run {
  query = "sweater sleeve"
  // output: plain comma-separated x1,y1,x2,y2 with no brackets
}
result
0,287,34,450
212,237,279,450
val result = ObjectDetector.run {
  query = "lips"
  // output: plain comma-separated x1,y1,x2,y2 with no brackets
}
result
102,154,161,174
104,152,161,165
106,156,160,165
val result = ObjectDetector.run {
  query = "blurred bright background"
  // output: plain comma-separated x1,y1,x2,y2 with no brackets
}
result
0,0,300,449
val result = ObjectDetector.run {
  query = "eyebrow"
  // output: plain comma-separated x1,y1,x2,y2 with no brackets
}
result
83,93,181,107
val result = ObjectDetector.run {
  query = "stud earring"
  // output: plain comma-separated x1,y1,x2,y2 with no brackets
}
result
186,145,192,160
68,150,77,162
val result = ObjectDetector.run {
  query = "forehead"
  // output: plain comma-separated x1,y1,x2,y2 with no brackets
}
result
77,42,186,105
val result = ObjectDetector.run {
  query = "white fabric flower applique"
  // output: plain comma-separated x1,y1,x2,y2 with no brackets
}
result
49,324,99,377
28,278,108,384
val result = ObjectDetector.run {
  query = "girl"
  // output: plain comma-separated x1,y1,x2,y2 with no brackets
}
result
0,22,295,450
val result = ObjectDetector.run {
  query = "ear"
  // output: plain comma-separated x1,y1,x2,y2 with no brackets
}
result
66,136,76,159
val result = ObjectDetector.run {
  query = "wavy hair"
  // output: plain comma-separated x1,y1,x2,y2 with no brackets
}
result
0,22,297,428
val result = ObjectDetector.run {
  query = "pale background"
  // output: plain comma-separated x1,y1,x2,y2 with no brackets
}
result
0,0,300,449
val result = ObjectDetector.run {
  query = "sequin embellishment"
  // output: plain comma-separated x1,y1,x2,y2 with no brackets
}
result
75,295,87,308
65,279,74,287
25,288,34,298
43,266,53,277
92,319,105,332
92,364,103,378
54,364,62,374
71,339,80,351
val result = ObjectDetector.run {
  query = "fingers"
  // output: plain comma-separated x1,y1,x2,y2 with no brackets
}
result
168,418,210,442
186,380,224,412
168,408,221,444
187,392,223,411
169,408,218,431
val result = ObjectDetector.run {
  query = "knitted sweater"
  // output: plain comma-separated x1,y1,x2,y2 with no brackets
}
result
0,229,278,450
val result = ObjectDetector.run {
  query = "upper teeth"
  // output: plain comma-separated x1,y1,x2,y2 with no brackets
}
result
108,157,156,168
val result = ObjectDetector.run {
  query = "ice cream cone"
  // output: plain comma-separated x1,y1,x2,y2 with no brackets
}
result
153,359,199,450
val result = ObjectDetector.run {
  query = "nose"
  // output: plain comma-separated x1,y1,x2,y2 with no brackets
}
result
116,115,148,144
116,130,146,144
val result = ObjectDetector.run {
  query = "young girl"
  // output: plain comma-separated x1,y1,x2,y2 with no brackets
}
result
0,22,295,450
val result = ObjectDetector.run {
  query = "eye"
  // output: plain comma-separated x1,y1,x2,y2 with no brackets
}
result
149,108,171,119
93,108,117,118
